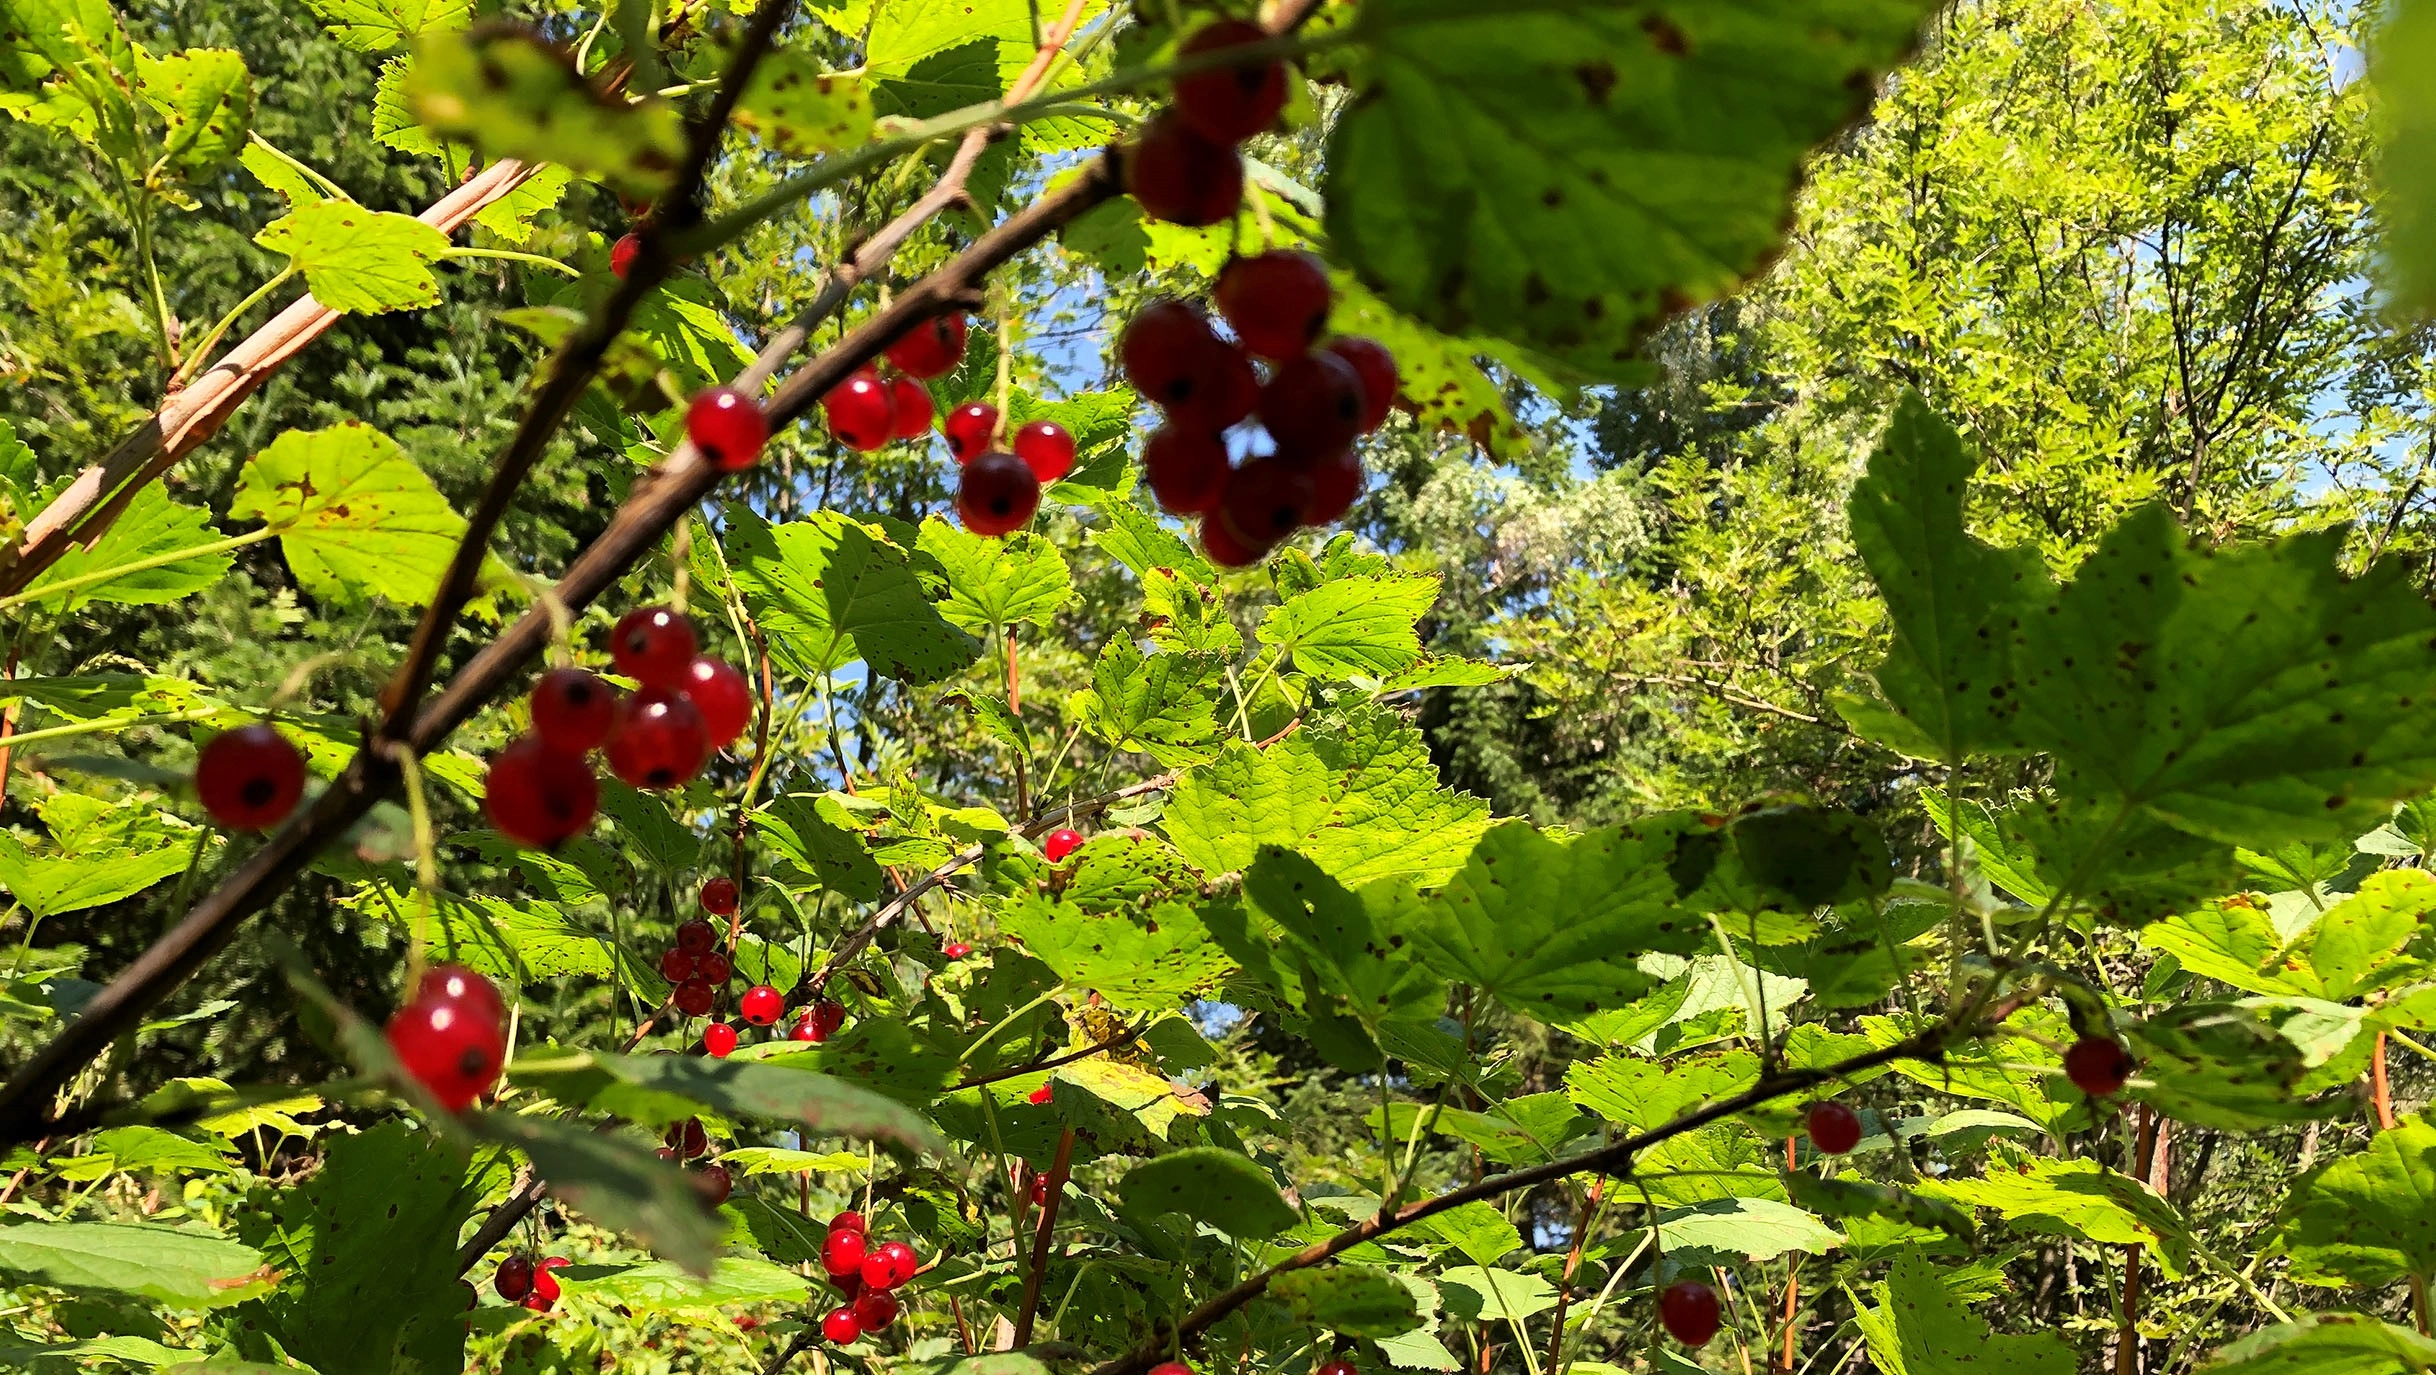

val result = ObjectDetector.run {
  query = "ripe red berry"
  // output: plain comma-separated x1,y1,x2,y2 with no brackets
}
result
386,965,507,1112
692,1162,733,1207
1805,1101,1862,1155
1260,351,1366,459
1177,338,1259,432
1122,299,1222,410
822,1227,869,1279
1200,510,1270,570
821,1306,863,1344
702,1021,738,1057
958,451,1042,537
676,919,716,953
1326,335,1398,431
1144,426,1231,516
530,667,617,754
810,998,847,1037
1043,828,1085,862
1216,251,1332,360
1219,456,1315,549
484,736,599,849
1659,1279,1721,1345
1174,19,1287,144
1028,1082,1054,1105
700,876,739,916
1150,1363,1194,1375
1126,109,1243,227
861,1239,918,1290
1013,420,1077,483
667,1116,708,1158
527,1256,568,1310
889,376,936,439
943,402,999,464
610,233,642,279
821,367,896,452
605,687,711,790
790,1011,824,1042
829,1210,868,1236
885,313,968,379
696,951,732,983
1029,1175,1049,1205
943,941,973,959
740,983,784,1027
422,963,506,1026
1294,446,1363,526
852,1286,900,1329
610,607,698,689
687,387,769,472
673,979,716,1016
660,948,698,982
681,657,752,748
494,1254,535,1301
195,724,307,831
1316,1363,1357,1375
2065,1035,2135,1096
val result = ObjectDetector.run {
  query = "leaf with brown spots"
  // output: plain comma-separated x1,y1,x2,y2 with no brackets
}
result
402,23,683,198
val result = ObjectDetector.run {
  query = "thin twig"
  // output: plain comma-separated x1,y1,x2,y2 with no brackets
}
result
1013,1125,1078,1347
957,1021,1148,1090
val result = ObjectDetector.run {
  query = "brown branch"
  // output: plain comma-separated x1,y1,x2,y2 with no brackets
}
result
1544,1177,1600,1371
1013,1125,1078,1348
957,1021,1147,1090
758,1326,821,1375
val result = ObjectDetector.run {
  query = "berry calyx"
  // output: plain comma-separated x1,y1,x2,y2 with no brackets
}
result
676,919,717,953
1805,1101,1863,1155
822,1227,869,1280
958,451,1043,537
740,983,785,1027
1216,250,1332,360
610,607,698,689
1200,510,1270,570
1014,420,1077,483
822,367,897,452
851,1287,900,1330
1260,351,1366,459
660,948,698,982
1126,109,1244,227
195,724,307,831
943,941,973,959
1174,19,1288,144
531,667,617,754
821,1307,863,1344
484,736,599,849
1659,1279,1722,1345
889,376,936,439
829,1210,868,1236
1219,456,1316,550
702,1021,739,1057
687,387,769,472
604,687,711,790
860,1239,918,1290
673,979,716,1017
385,964,507,1112
494,1254,535,1301
700,875,739,916
2065,1035,2135,1097
682,656,753,748
885,313,968,379
1043,828,1085,863
1143,426,1231,516
1326,335,1399,431
692,1162,732,1207
610,233,641,279
943,402,999,465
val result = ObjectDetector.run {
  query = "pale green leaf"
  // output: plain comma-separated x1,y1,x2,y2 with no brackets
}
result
1852,1251,2075,1375
404,25,683,197
1259,574,1438,682
227,423,466,607
916,518,1074,632
297,0,470,52
0,1221,271,1307
729,510,978,685
254,200,449,314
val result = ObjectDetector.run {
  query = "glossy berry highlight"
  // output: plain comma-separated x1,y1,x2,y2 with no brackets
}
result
740,983,784,1027
605,687,711,790
610,607,698,689
494,1254,535,1301
821,1307,862,1344
195,724,307,831
1043,828,1085,863
484,736,598,849
1013,420,1076,483
385,963,507,1112
860,1239,918,1290
530,668,616,754
702,1021,739,1057
700,876,739,916
943,402,999,465
610,233,641,279
682,656,753,747
687,387,768,472
959,451,1042,537
889,376,936,439
822,367,896,452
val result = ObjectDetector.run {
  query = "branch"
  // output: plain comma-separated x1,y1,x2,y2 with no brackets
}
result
957,1020,1148,1090
1014,1125,1078,1347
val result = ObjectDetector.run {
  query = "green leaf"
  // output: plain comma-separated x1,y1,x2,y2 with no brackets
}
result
628,276,756,392
0,1221,271,1307
1565,1049,1760,1133
593,780,699,872
997,892,1235,1014
348,877,623,986
470,162,570,244
1725,804,1892,909
1270,1266,1424,1338
254,200,449,314
1258,574,1438,682
240,140,331,208
1656,1197,1842,1261
1852,1251,2074,1375
1328,273,1526,457
227,423,467,607
1092,501,1213,584
1413,1202,1522,1266
506,1048,943,1154
57,1126,233,1180
2276,1115,2436,1289
296,0,470,52
1074,637,1227,767
1370,1095,1592,1166
2378,0,2436,317
2127,1002,2329,1130
138,48,250,178
1436,1267,1557,1323
1865,1010,2087,1135
558,1257,811,1312
473,1111,720,1274
371,54,441,154
1920,1156,2194,1279
1141,566,1242,656
0,830,193,918
909,1356,1053,1375
1326,0,1936,379
1118,1147,1297,1238
2199,1314,2436,1375
916,518,1074,632
729,510,979,685
2140,896,2288,995
404,25,683,198
0,1335,185,1369
23,484,230,612
734,49,873,156
753,793,884,901
1242,848,1447,1039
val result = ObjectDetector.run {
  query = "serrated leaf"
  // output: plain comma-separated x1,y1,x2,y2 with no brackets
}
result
2127,1002,2330,1130
730,510,979,685
1852,1251,2074,1375
998,892,1235,1014
1436,1267,1557,1323
1565,1049,1760,1133
1271,1266,1423,1338
558,1257,811,1312
1413,1202,1522,1266
227,423,466,607
1119,1147,1297,1238
1075,638,1227,768
254,200,449,314
1371,1095,1591,1166
56,1126,233,1180
2200,1314,2436,1375
23,483,230,612
1242,848,1446,1042
753,793,883,901
1141,566,1241,656
916,518,1074,632
1920,1156,2193,1278
1259,574,1437,682
470,162,569,243
507,1048,942,1154
138,47,249,177
0,1221,271,1307
371,55,441,154
628,275,755,392
1092,501,1213,584
734,49,873,156
474,1111,719,1274
1656,1197,1842,1260
404,24,682,197
2276,1115,2436,1288
297,0,470,52
0,830,193,918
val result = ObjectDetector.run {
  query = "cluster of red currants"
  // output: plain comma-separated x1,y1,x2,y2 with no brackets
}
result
193,722,308,831
821,314,961,454
382,963,508,1112
682,873,849,1057
1122,253,1396,568
815,1211,920,1344
492,1253,573,1314
1125,19,1287,228
485,608,753,849
659,1115,733,1205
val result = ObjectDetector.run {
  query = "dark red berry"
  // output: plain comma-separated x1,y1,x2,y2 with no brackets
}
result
740,983,784,1027
494,1254,535,1301
1176,337,1259,431
673,979,716,1017
667,1116,708,1158
943,941,973,959
1659,1279,1721,1345
1299,446,1362,526
860,1239,918,1290
531,668,617,754
822,367,896,452
610,233,641,279
1805,1102,1862,1155
958,451,1042,537
1122,299,1222,409
1126,109,1243,227
1216,251,1331,360
1144,426,1231,515
1174,19,1287,144
687,387,768,472
1029,1175,1049,1205
852,1286,900,1329
677,919,716,953
700,876,739,916
1150,1363,1194,1375
829,1210,868,1236
386,965,507,1112
702,1021,738,1057
822,1227,869,1279
527,1257,568,1310
1219,456,1315,549
1028,1082,1054,1105
696,951,732,983
885,313,968,379
821,1307,863,1344
660,948,699,982
610,607,697,689
1326,335,1398,431
484,736,599,849
1200,510,1270,569
809,998,847,1038
196,724,307,830
692,1163,732,1207
943,402,999,464
605,687,711,790
1043,828,1085,863
2065,1035,2135,1096
1260,351,1366,459
1013,420,1076,483
681,657,752,747
889,376,936,439
1316,1363,1356,1375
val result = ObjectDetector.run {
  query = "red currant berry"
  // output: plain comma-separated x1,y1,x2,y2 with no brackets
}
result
421,963,506,1027
860,1239,918,1290
1220,456,1316,549
605,687,711,790
740,983,784,1027
821,1307,863,1344
1298,447,1363,526
829,1210,868,1236
1659,1279,1721,1345
789,1011,824,1042
1028,1082,1054,1105
666,1116,708,1158
1013,420,1077,483
1216,250,1332,360
692,1162,733,1207
943,941,973,959
822,366,897,452
889,376,936,439
696,951,732,983
484,736,599,849
530,667,617,754
958,451,1042,537
1317,1363,1357,1375
386,970,507,1112
610,607,698,689
528,1257,568,1309
822,1227,869,1280
673,979,716,1017
885,313,968,379
1326,335,1398,432
195,724,307,831
943,402,999,465
1805,1102,1863,1155
1122,299,1222,410
1176,339,1259,432
494,1254,535,1301
1200,510,1271,570
810,998,847,1038
610,233,642,279
676,919,717,953
1260,351,1366,459
1043,828,1085,863
1150,1363,1194,1375
680,656,752,748
702,1021,739,1057
1126,109,1243,227
1029,1175,1050,1205
1144,426,1231,516
700,876,739,916
687,387,769,472
1174,19,1287,143
852,1286,900,1329
2065,1035,2135,1097
660,948,699,982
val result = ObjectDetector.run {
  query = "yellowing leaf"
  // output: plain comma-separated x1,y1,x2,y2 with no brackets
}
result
228,423,467,607
254,200,449,314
